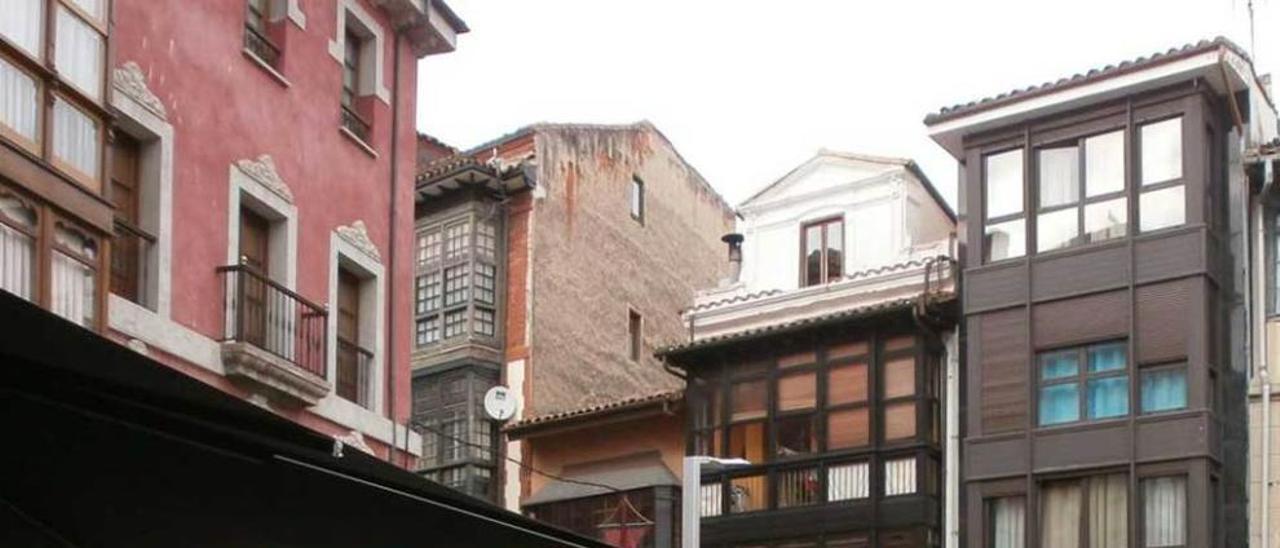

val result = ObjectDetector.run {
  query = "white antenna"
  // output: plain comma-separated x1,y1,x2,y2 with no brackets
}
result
1248,0,1257,61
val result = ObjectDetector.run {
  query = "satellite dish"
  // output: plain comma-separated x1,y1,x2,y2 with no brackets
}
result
483,386,517,422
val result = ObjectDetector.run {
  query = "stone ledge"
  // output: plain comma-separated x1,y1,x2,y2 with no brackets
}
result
222,341,331,406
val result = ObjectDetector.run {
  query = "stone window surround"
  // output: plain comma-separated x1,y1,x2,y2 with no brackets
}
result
328,0,391,105
326,224,387,416
225,157,298,289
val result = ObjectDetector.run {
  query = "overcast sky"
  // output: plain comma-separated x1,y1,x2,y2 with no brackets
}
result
417,0,1278,210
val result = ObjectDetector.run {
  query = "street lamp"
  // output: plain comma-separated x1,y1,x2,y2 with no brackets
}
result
682,456,751,548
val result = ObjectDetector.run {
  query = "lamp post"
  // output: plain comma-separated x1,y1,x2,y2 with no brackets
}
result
681,456,750,548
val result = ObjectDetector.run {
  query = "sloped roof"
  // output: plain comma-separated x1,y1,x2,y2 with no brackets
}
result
523,451,679,506
738,150,955,221
924,37,1252,125
505,389,683,437
417,132,458,154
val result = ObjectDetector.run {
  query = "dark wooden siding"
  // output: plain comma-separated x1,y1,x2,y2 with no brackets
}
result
979,309,1028,434
1032,290,1129,349
1031,245,1129,301
966,263,1025,312
1136,279,1193,364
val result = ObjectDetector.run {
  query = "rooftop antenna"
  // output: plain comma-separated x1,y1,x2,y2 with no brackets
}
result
1248,0,1257,63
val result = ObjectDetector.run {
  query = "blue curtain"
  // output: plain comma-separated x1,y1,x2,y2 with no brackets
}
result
1088,343,1126,372
1041,351,1078,380
1141,369,1187,413
1040,383,1079,425
1087,377,1128,419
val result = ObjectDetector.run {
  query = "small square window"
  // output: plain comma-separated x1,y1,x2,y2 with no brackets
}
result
1141,367,1188,413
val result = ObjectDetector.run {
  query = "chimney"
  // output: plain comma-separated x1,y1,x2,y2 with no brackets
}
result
721,233,744,283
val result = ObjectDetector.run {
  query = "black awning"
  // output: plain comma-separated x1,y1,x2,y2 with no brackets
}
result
0,291,605,548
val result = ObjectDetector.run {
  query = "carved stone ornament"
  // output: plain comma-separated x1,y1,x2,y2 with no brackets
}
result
112,62,167,120
336,220,382,263
235,155,295,204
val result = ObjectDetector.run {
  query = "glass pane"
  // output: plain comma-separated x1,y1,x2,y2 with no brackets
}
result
1083,198,1128,243
1140,185,1185,232
827,408,869,449
884,457,916,496
985,149,1024,219
56,6,104,101
1143,476,1187,547
884,401,916,441
0,58,39,142
729,475,768,513
53,250,95,327
1036,207,1079,253
804,224,822,286
0,221,35,300
1088,342,1127,372
883,357,915,398
1039,382,1080,425
1141,118,1183,186
1038,145,1079,208
52,97,100,185
731,380,766,421
828,362,868,405
826,221,843,279
1085,130,1125,196
776,415,816,457
727,421,766,463
984,218,1025,262
827,462,870,501
776,467,820,508
1087,376,1129,419
777,372,815,412
67,0,104,22
990,497,1027,548
1141,368,1188,413
1041,481,1082,548
1087,474,1128,548
700,482,723,517
0,0,43,57
1040,350,1079,380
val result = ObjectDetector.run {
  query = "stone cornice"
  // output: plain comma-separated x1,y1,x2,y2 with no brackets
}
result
234,155,294,204
112,61,167,120
336,220,382,263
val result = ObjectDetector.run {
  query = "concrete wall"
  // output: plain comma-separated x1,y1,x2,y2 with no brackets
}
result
111,0,421,457
525,125,735,417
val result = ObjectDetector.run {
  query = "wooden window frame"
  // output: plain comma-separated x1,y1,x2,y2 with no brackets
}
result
800,216,844,287
1032,127,1129,254
981,147,1027,264
1036,340,1130,428
1136,115,1187,234
414,212,501,349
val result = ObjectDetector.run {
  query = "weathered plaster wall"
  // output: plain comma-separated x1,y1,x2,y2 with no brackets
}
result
112,0,420,424
526,125,734,416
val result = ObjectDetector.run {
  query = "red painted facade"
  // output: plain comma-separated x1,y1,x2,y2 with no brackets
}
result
103,0,464,465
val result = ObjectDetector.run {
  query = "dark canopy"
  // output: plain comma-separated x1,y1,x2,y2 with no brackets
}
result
0,292,603,548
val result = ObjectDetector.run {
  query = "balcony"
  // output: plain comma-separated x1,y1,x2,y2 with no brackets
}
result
340,105,372,144
243,24,281,67
218,264,330,406
336,338,373,409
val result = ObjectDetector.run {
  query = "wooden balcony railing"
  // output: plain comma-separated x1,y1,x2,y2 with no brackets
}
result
340,105,371,143
336,338,373,408
244,24,281,67
218,264,327,379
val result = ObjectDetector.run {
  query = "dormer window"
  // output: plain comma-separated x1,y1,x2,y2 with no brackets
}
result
801,217,843,287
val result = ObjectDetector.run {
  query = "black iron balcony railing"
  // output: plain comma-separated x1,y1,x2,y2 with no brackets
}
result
110,221,154,307
244,24,281,67
336,337,373,408
340,105,371,143
218,264,327,378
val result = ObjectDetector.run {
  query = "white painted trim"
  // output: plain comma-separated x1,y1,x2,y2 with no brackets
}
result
328,0,391,104
327,228,387,416
503,358,527,511
266,0,306,29
226,158,298,289
110,70,175,320
109,295,224,374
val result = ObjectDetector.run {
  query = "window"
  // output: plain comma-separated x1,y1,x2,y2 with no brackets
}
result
0,189,38,301
883,457,916,496
776,466,820,508
801,217,844,286
1038,341,1128,426
338,25,372,141
243,0,281,67
1142,476,1187,547
341,29,360,108
1041,474,1127,548
415,214,500,347
827,461,870,501
1035,130,1128,252
729,474,768,513
413,368,499,501
109,132,155,306
335,268,371,407
1140,365,1188,414
51,222,98,327
883,354,917,442
989,497,1026,548
1139,118,1185,232
984,149,1025,262
630,176,644,223
628,309,643,361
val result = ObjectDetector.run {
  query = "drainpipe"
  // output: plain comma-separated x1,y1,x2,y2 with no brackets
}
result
385,31,402,465
1257,165,1274,548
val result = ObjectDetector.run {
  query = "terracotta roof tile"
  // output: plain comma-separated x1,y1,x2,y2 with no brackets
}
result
505,389,683,433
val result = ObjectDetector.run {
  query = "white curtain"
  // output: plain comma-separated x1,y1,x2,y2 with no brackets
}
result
1143,477,1187,547
883,457,916,496
1038,146,1080,208
0,223,34,300
55,6,103,101
699,483,722,517
52,251,94,326
991,497,1026,548
828,462,869,501
53,97,99,179
0,0,43,56
67,0,104,20
0,58,39,142
1041,482,1082,548
1089,474,1128,548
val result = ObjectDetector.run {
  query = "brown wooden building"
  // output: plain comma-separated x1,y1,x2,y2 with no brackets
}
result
926,38,1276,547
